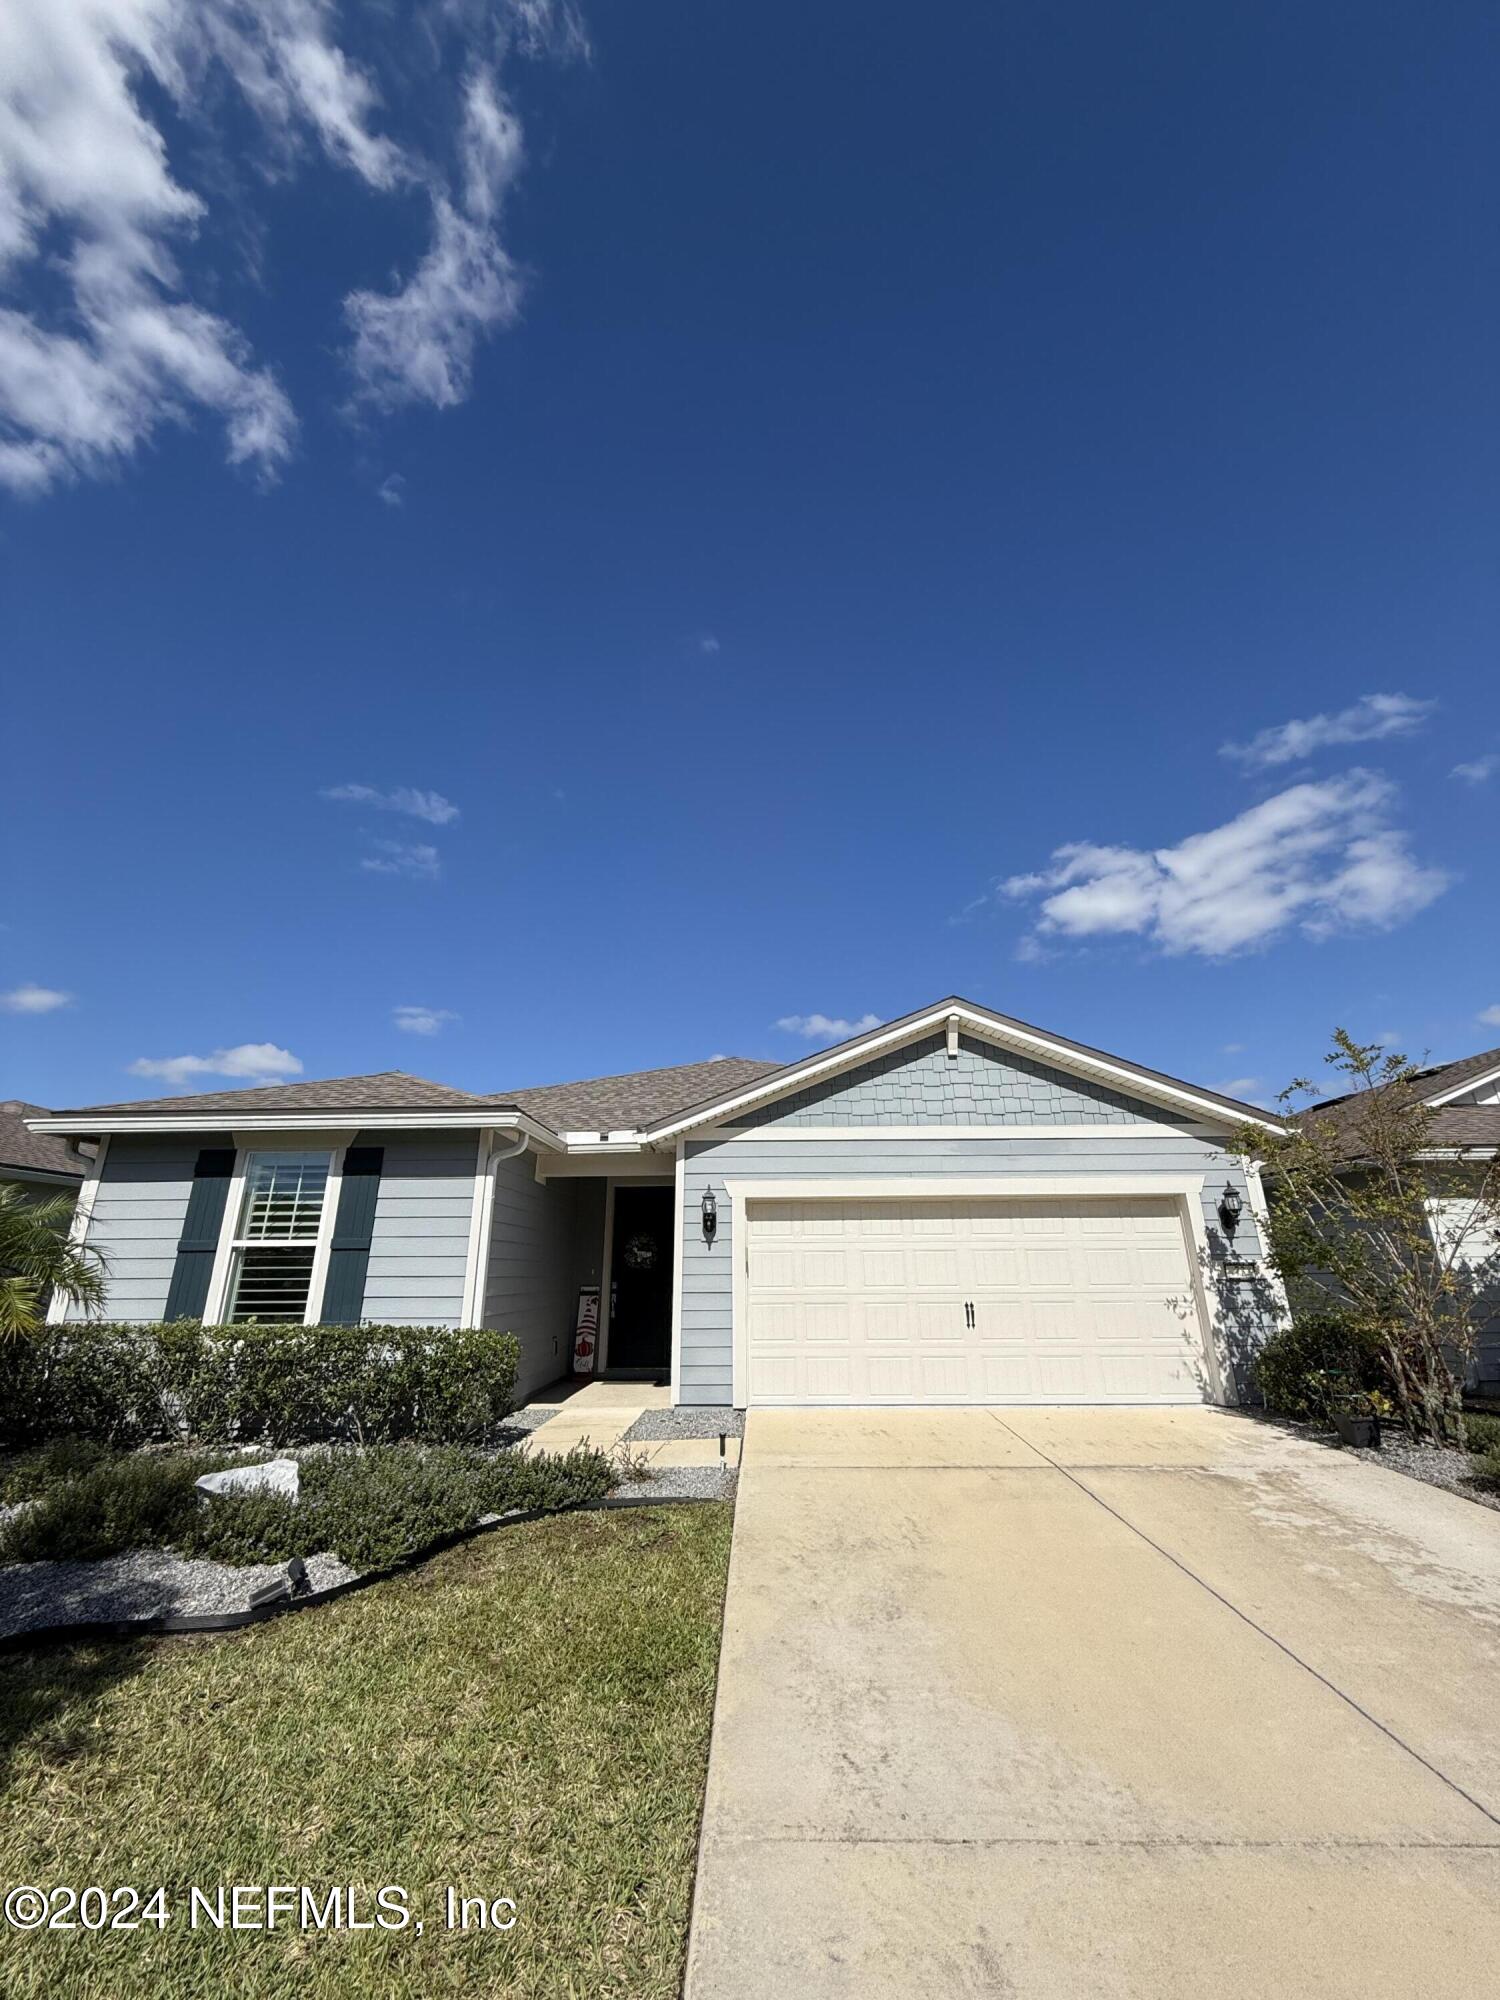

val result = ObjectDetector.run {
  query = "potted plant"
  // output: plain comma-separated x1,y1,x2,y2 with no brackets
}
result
1331,1390,1381,1450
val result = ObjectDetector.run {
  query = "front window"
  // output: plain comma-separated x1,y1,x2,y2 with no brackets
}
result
225,1151,332,1323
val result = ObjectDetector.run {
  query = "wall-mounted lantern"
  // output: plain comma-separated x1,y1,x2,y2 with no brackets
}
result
701,1186,719,1245
1217,1182,1243,1237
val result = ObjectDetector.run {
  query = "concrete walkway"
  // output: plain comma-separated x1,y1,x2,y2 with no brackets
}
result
686,1408,1500,1999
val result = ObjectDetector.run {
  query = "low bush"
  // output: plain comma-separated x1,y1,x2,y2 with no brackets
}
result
0,1451,242,1565
1,1322,520,1450
2,1441,617,1572
0,1437,122,1504
1462,1413,1500,1458
1254,1313,1393,1424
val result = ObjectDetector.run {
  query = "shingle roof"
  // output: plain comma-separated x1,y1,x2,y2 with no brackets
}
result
496,1057,783,1133
1300,1046,1500,1156
48,1073,518,1118
0,1101,87,1180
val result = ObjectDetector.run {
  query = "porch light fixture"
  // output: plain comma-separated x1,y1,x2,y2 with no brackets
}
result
701,1187,718,1244
1217,1182,1243,1237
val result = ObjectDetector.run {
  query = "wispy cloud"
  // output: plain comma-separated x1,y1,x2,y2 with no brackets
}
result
376,473,405,508
1000,771,1448,960
393,1004,458,1036
0,2,582,496
128,1042,302,1089
1212,1077,1262,1098
362,839,441,880
321,784,459,826
0,983,72,1014
697,633,721,655
774,1012,882,1041
1478,1006,1500,1029
1220,693,1435,769
1451,756,1497,785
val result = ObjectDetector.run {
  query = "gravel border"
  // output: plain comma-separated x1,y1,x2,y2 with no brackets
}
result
622,1407,744,1443
611,1465,738,1503
0,1549,358,1641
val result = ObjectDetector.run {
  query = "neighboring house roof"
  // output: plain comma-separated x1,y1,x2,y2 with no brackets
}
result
496,1057,783,1134
0,1100,87,1182
46,1072,518,1118
1300,1045,1500,1157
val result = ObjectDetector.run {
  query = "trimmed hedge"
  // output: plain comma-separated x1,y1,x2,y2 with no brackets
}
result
1253,1312,1392,1424
0,1322,520,1450
0,1442,617,1571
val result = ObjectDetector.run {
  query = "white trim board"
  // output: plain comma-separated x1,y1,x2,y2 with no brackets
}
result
698,1124,1227,1142
45,1134,109,1325
647,1001,1283,1143
1426,1062,1500,1109
30,1108,564,1146
721,1175,1230,1411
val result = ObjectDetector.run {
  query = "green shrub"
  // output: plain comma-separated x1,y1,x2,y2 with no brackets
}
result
1254,1314,1392,1423
1472,1452,1500,1487
0,1451,239,1564
0,1437,122,1504
0,1322,519,1450
1462,1413,1500,1457
3,1440,617,1572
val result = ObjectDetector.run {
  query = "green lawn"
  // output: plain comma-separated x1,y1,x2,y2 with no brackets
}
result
0,1503,733,1999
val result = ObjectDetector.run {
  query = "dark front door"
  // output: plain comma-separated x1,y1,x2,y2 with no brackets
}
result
607,1184,673,1372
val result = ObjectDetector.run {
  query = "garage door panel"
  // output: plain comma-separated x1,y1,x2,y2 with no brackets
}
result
743,1195,1208,1406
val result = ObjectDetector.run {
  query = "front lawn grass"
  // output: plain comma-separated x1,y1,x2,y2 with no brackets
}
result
0,1503,733,1999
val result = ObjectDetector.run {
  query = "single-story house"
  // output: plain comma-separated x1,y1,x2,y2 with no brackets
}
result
1,1099,90,1200
27,998,1286,1408
1297,1044,1500,1393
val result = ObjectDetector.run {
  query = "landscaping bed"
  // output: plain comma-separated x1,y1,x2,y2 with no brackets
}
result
0,1504,735,2000
0,1438,618,1641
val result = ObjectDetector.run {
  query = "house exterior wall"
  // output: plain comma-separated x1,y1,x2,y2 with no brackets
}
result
678,1128,1272,1407
65,1135,209,1321
732,1034,1192,1128
359,1131,480,1328
482,1154,598,1399
73,1130,481,1327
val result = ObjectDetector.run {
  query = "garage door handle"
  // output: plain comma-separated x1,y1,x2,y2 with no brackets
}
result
963,1300,975,1328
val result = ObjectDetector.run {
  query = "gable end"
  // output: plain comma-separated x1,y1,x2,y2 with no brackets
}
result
728,1034,1194,1130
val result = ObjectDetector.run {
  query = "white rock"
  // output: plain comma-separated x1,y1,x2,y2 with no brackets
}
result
195,1457,300,1503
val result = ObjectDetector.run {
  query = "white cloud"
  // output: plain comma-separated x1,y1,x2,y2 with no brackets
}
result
774,1012,882,1041
376,472,404,507
128,1041,302,1088
322,784,459,825
1220,693,1435,769
361,839,440,880
393,1004,458,1036
1451,756,1497,785
0,983,72,1013
1213,1077,1262,1098
697,633,721,655
0,2,577,496
344,69,523,412
1477,1006,1500,1029
1001,771,1449,960
1222,1042,1246,1055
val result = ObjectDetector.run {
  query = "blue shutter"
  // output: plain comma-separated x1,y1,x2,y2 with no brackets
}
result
318,1146,384,1324
163,1146,237,1321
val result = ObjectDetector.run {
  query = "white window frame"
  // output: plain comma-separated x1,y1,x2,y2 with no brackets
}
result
204,1142,345,1326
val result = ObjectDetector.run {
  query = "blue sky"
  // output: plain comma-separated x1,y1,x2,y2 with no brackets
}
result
3,0,1497,1113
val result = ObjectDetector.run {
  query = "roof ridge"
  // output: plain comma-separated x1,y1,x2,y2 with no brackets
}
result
496,1054,779,1097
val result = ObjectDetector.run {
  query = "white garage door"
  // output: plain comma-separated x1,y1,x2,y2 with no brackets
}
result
742,1196,1208,1405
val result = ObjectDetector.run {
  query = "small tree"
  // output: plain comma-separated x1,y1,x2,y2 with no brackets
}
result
0,1185,106,1339
1236,1031,1500,1445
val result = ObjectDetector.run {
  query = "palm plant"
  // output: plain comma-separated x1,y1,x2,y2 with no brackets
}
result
0,1184,106,1338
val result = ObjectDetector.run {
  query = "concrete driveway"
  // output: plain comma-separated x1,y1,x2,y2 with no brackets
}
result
685,1408,1500,1999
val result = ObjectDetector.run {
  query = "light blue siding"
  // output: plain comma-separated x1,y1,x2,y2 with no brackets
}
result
733,1034,1191,1129
483,1153,589,1399
361,1131,479,1327
679,1131,1272,1406
68,1136,215,1321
